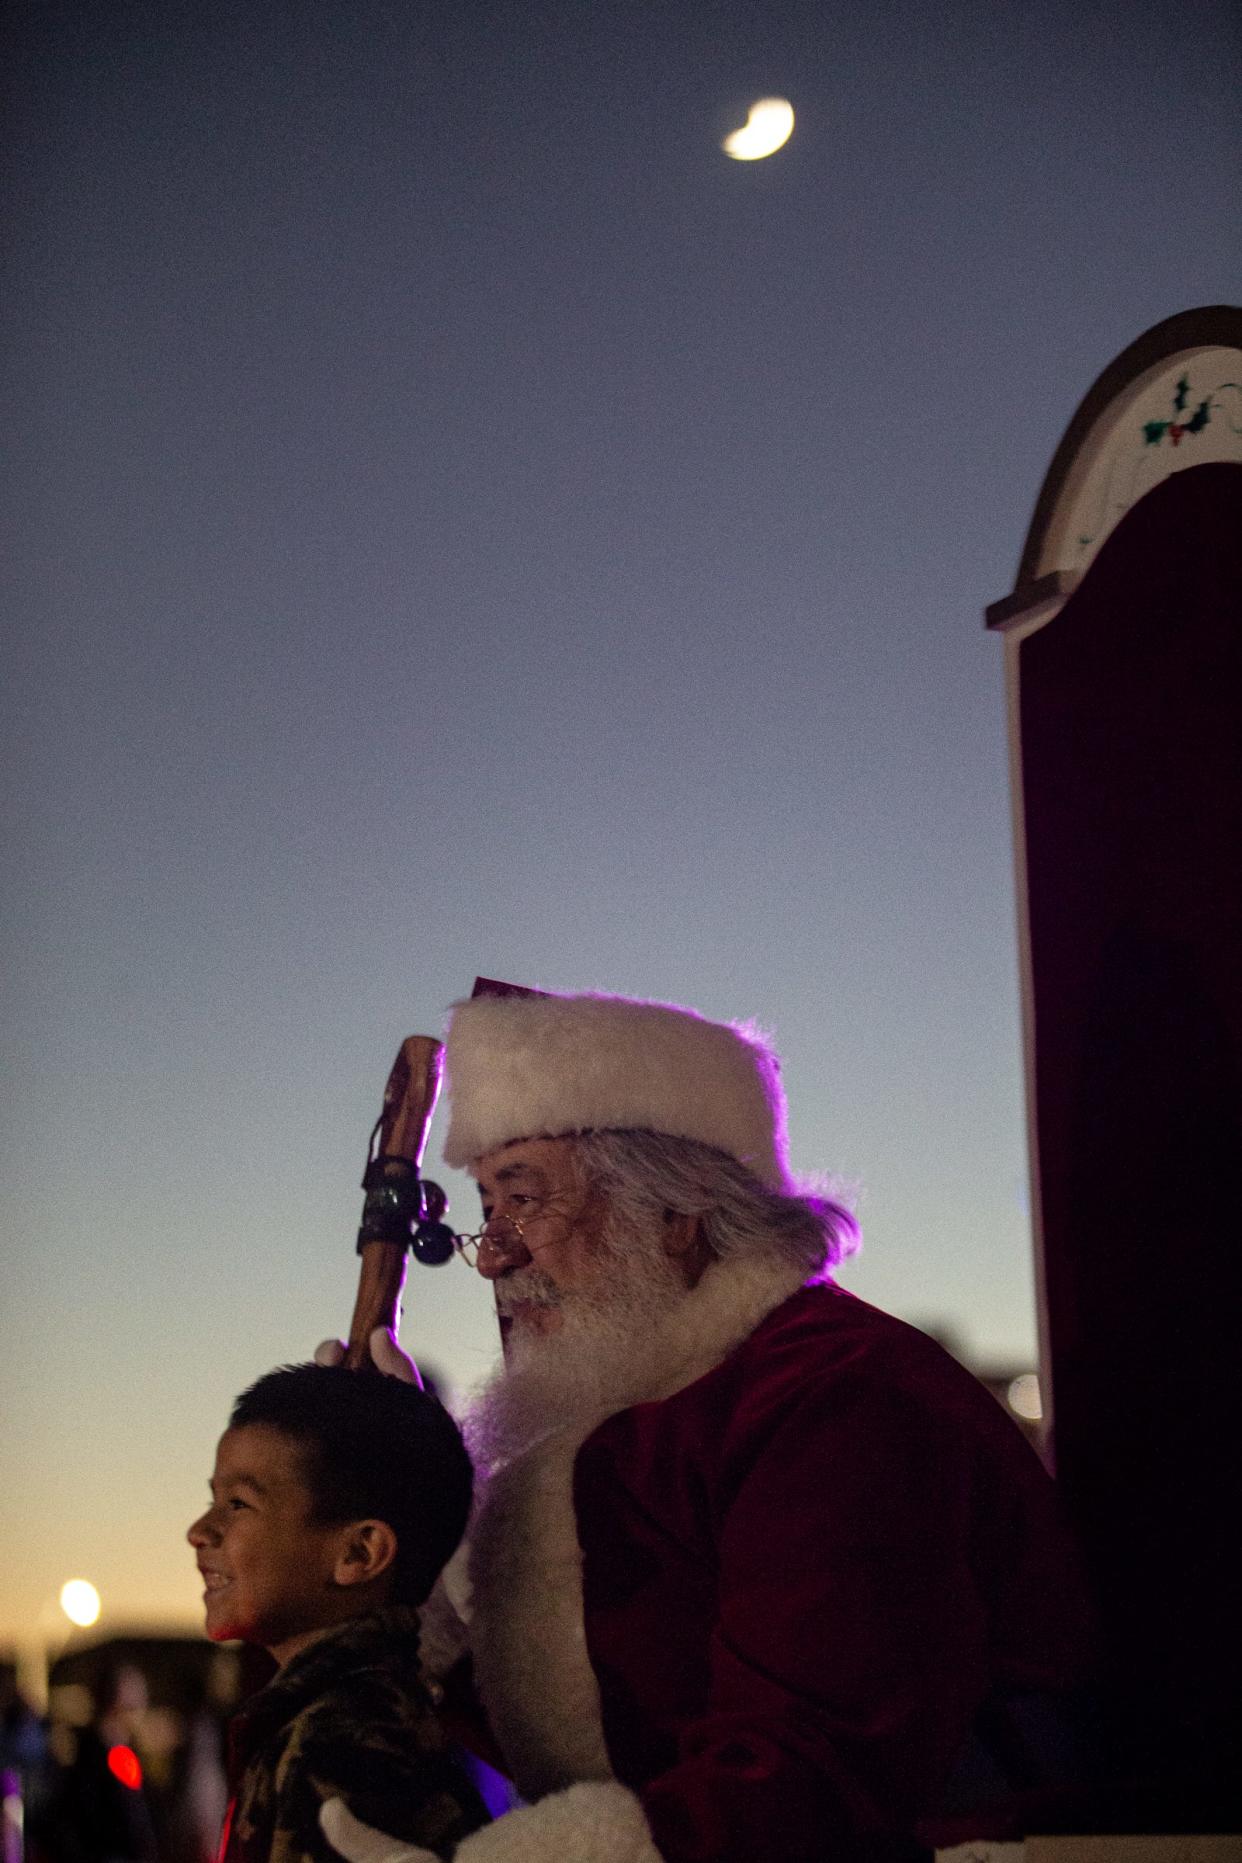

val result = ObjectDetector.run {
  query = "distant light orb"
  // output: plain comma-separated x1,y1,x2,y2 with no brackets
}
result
59,1579,101,1627
107,1745,143,1791
722,96,794,161
1007,1373,1043,1422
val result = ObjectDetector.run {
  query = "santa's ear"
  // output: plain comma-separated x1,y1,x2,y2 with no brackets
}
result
332,1519,398,1590
660,1210,715,1290
660,1208,702,1256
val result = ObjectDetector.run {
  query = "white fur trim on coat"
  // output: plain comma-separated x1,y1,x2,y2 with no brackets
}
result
455,1783,662,1863
442,992,793,1190
468,1421,614,1797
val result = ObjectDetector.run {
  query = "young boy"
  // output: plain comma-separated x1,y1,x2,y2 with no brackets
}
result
188,1363,487,1863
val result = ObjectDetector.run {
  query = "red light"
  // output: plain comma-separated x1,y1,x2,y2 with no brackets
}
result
107,1744,142,1790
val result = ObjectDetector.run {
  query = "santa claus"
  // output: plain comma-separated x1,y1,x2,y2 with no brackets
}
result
322,990,1090,1863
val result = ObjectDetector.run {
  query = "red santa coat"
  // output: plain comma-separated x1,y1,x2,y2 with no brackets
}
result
438,1270,1091,1863
567,1282,1090,1862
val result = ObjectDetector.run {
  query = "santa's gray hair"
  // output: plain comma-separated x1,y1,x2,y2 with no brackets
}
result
568,1128,860,1278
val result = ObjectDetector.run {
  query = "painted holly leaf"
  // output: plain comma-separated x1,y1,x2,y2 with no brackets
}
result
1173,374,1190,413
1185,399,1211,434
1142,420,1169,445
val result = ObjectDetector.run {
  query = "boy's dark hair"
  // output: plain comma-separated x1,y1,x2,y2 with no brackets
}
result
230,1364,472,1608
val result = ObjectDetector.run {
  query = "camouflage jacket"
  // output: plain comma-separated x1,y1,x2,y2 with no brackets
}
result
219,1606,488,1863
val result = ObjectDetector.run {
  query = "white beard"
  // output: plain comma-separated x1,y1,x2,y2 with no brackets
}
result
456,1227,810,1800
462,1216,689,1476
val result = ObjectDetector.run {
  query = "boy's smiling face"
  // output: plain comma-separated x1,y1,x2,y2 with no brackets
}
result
187,1422,350,1666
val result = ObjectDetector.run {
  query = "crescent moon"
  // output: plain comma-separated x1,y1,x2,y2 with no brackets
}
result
721,97,795,161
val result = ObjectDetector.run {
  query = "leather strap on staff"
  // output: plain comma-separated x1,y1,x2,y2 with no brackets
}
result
344,1035,443,1370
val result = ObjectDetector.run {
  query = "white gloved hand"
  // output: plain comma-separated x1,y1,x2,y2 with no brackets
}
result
319,1798,439,1863
314,1329,422,1385
322,1783,662,1863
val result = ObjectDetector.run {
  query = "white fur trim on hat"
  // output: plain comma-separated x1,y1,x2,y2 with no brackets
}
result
441,992,792,1191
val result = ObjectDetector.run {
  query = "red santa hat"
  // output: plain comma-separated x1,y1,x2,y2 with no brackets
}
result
441,990,794,1192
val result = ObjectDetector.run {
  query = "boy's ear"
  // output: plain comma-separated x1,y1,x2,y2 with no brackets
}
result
332,1519,399,1590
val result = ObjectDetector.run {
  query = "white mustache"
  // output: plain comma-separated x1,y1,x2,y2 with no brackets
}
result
494,1268,564,1312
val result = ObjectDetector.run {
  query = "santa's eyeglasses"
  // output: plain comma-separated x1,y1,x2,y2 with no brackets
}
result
450,1213,527,1268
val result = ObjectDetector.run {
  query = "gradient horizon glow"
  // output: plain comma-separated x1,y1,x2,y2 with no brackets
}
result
2,0,1238,1646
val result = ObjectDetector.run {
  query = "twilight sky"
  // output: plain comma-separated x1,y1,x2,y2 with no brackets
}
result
2,0,1239,1646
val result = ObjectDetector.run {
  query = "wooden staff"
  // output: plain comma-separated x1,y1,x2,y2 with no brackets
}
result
344,983,546,1372
344,1034,446,1370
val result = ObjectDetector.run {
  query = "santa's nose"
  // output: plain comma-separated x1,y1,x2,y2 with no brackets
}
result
475,1223,531,1279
